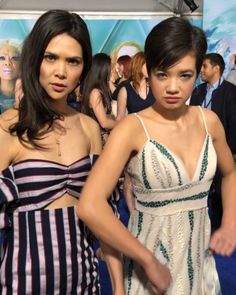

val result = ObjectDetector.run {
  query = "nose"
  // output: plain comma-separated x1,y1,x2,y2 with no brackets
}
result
200,65,205,74
55,61,67,79
166,78,179,94
4,56,12,66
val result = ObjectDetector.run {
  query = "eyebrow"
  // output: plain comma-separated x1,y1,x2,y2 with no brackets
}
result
44,51,83,59
179,69,195,73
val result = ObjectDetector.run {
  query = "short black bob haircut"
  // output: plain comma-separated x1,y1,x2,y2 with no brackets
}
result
145,17,207,76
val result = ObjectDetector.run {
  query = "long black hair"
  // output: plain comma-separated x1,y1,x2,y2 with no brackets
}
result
145,17,207,76
81,53,112,116
10,9,92,147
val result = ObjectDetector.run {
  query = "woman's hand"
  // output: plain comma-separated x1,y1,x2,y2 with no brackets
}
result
143,255,172,294
210,224,236,256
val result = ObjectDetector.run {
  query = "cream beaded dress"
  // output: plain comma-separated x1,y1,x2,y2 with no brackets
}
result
124,107,222,295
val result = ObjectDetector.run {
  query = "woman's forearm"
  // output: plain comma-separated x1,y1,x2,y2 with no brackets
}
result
221,168,236,227
77,198,153,268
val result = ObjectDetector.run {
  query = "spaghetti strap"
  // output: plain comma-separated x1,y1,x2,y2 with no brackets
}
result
198,106,208,134
133,113,150,140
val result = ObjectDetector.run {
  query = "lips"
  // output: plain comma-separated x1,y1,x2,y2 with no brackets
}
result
50,83,66,92
2,67,13,74
165,97,180,104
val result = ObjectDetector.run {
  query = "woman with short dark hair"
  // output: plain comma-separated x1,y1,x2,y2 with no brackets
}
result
78,17,236,294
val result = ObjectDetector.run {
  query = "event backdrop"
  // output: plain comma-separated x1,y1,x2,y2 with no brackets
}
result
203,0,236,74
0,15,203,112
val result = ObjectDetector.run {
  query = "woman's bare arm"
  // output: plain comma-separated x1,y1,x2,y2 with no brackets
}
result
207,110,236,256
77,116,171,293
116,87,128,121
89,89,117,129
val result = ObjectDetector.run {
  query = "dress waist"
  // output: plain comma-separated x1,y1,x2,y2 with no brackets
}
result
133,179,212,216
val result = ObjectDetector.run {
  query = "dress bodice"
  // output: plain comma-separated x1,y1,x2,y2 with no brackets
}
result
126,109,217,216
0,154,119,230
1,155,94,213
124,108,221,295
2,155,95,212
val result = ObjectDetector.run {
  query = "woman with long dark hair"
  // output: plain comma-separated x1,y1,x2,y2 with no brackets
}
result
0,10,123,294
81,53,117,145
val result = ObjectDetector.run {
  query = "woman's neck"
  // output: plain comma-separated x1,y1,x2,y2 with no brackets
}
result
1,79,15,96
152,102,188,122
50,98,74,115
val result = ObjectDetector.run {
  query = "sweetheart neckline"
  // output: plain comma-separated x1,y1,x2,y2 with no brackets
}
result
8,155,93,169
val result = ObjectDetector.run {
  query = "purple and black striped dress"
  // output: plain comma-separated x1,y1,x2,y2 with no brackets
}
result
0,155,119,295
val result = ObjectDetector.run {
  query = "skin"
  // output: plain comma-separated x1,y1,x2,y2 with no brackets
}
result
200,58,221,86
0,43,20,96
0,33,124,294
116,62,149,121
89,87,117,129
77,53,236,293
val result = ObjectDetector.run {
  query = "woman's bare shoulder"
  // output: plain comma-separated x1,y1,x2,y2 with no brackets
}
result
79,112,100,134
189,105,221,135
111,113,145,138
190,105,219,124
90,88,101,97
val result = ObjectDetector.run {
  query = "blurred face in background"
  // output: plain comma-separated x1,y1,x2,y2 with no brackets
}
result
0,44,20,81
115,62,124,78
142,63,148,79
200,58,218,85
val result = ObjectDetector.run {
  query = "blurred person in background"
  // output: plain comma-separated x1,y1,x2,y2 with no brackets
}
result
0,41,20,113
115,51,155,121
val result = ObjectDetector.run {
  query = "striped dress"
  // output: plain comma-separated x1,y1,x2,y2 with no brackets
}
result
124,110,222,295
0,155,119,295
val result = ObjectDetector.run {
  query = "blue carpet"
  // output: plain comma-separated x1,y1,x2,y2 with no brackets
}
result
215,251,236,295
99,194,236,294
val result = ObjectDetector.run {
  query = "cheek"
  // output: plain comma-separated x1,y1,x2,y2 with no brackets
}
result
39,68,47,87
12,62,19,70
150,81,163,97
39,63,49,82
184,82,195,96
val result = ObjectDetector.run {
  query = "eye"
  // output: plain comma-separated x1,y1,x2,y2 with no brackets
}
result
180,72,195,80
44,54,56,62
155,71,167,80
11,56,20,62
67,57,83,66
181,73,193,80
0,56,5,61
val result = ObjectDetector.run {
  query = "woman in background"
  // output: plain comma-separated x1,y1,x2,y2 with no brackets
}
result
81,53,117,146
116,51,155,121
0,41,20,113
113,54,131,87
0,10,123,294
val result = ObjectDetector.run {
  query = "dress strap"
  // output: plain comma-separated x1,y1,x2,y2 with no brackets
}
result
133,113,150,140
198,106,208,134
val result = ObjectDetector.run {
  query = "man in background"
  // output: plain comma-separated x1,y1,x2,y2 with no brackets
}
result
190,52,236,231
